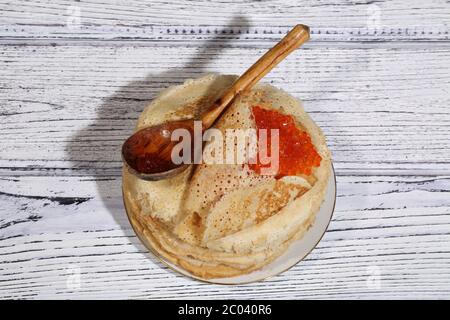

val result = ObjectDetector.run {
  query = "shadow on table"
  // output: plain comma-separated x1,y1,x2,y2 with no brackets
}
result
67,15,250,273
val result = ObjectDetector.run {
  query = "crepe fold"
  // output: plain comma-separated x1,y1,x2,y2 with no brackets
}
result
123,74,331,279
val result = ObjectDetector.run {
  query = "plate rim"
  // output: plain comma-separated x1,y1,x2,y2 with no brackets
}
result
122,163,337,285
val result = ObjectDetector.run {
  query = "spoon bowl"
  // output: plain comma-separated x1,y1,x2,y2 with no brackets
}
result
122,119,195,180
123,161,190,181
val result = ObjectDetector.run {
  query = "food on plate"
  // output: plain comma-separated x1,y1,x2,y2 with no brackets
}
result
123,74,331,279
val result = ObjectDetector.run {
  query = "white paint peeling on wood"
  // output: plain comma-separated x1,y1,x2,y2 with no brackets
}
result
1,0,450,299
1,25,449,43
1,44,450,176
1,0,450,30
1,175,449,298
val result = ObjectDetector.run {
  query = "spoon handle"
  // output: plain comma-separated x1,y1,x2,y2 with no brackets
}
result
201,24,310,129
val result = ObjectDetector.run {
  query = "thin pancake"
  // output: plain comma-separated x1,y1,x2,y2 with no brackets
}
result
122,73,331,279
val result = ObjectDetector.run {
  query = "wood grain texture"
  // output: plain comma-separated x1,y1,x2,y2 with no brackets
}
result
1,44,450,176
1,0,450,299
1,0,449,42
1,175,450,299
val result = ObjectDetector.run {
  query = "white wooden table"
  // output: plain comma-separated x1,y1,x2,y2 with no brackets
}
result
1,0,450,299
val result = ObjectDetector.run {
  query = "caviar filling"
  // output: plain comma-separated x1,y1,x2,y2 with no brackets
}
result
249,105,322,178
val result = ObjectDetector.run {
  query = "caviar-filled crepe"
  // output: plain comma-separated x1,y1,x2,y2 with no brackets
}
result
123,74,331,279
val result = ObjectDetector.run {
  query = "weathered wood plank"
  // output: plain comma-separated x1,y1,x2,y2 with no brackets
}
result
2,230,450,299
1,25,449,44
1,44,450,176
2,0,450,300
0,175,449,299
1,0,449,42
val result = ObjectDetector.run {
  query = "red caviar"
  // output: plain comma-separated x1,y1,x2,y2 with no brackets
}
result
249,106,322,178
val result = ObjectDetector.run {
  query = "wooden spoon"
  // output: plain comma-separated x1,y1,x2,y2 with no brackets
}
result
122,24,310,181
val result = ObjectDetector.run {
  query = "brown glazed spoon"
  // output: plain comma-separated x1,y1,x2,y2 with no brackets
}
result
122,24,310,181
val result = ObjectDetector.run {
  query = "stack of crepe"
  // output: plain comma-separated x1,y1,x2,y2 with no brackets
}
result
123,74,331,279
